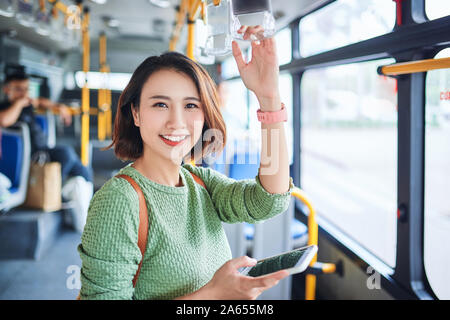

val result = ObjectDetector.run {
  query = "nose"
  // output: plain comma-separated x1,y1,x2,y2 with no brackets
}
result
166,105,186,130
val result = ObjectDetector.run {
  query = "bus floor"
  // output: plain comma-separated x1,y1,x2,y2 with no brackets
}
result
0,228,81,300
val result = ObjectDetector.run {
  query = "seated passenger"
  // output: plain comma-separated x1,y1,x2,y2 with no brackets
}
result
77,26,292,300
0,71,93,231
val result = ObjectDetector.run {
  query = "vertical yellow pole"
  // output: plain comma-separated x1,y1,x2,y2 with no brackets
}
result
81,7,90,166
305,197,318,300
291,188,319,300
105,69,112,139
170,0,188,52
187,19,195,60
98,32,106,141
187,0,201,164
187,0,202,61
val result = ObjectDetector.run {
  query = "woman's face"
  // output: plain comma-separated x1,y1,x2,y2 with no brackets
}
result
132,69,205,164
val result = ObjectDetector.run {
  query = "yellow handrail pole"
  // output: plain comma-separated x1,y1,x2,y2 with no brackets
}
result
169,0,189,51
187,0,202,60
47,0,69,15
379,57,450,76
106,75,112,138
291,187,318,300
200,0,206,22
186,20,195,60
188,0,202,21
98,89,105,140
39,0,46,12
81,6,90,166
98,32,107,141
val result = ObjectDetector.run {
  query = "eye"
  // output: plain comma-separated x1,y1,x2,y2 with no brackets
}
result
153,102,168,108
185,103,199,109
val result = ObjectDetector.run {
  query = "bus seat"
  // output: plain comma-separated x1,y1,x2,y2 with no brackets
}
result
210,150,228,175
35,111,56,148
244,219,308,251
228,152,260,180
213,162,227,175
0,122,31,212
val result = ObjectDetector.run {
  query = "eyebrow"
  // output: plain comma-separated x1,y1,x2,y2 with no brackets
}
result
149,95,200,102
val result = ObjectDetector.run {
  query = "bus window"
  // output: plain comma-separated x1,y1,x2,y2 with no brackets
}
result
301,58,398,267
221,78,248,135
299,0,395,57
248,74,293,164
275,27,292,66
222,55,240,79
75,71,132,91
426,0,450,20
424,48,450,300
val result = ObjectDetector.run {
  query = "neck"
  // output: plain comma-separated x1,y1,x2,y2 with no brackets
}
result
132,148,183,187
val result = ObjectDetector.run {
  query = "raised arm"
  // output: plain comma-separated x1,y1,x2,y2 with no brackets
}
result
231,26,290,195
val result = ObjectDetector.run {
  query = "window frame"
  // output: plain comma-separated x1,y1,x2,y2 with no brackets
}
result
220,0,449,299
288,0,448,300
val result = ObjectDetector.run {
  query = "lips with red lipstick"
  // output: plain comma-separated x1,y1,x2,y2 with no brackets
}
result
159,134,189,146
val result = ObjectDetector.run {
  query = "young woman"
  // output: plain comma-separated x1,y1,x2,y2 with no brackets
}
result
77,26,293,300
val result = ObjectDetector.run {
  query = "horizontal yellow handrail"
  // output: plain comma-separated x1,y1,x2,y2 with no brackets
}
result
378,57,450,76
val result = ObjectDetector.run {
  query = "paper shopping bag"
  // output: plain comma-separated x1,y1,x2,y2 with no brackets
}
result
24,162,61,212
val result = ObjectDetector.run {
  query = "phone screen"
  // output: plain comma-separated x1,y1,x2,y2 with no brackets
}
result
231,0,271,15
247,247,310,277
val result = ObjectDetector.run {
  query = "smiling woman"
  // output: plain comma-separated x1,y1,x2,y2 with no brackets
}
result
111,52,226,165
76,43,293,300
131,69,206,169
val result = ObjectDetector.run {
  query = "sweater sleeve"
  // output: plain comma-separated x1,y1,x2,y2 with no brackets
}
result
77,179,141,300
184,164,293,224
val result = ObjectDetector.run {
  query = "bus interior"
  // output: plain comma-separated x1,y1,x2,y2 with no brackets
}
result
0,0,449,300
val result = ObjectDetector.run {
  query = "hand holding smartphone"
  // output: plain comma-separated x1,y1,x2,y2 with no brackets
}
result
240,245,318,277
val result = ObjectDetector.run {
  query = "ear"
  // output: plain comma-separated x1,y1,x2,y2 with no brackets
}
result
131,104,140,127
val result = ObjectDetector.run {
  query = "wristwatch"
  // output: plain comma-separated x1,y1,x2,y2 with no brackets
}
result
256,103,287,124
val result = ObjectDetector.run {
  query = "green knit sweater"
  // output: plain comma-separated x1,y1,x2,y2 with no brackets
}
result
77,163,293,300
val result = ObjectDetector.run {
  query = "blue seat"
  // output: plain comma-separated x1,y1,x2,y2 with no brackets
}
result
1,131,23,190
244,219,308,241
35,114,49,138
0,122,31,212
228,152,260,180
212,151,227,175
34,111,56,148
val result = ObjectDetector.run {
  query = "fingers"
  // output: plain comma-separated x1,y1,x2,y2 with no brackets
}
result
238,25,265,41
229,256,258,270
237,24,277,55
231,41,246,71
249,270,290,289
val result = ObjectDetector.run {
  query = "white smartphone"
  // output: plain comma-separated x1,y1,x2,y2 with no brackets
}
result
240,245,318,277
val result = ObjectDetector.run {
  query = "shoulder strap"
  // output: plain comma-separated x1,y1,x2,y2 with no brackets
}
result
189,171,206,189
116,174,149,288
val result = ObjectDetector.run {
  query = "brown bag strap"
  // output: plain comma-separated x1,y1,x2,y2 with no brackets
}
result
190,171,206,189
116,174,149,288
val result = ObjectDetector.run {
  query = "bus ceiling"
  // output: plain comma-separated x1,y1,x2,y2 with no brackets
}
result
0,0,326,59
